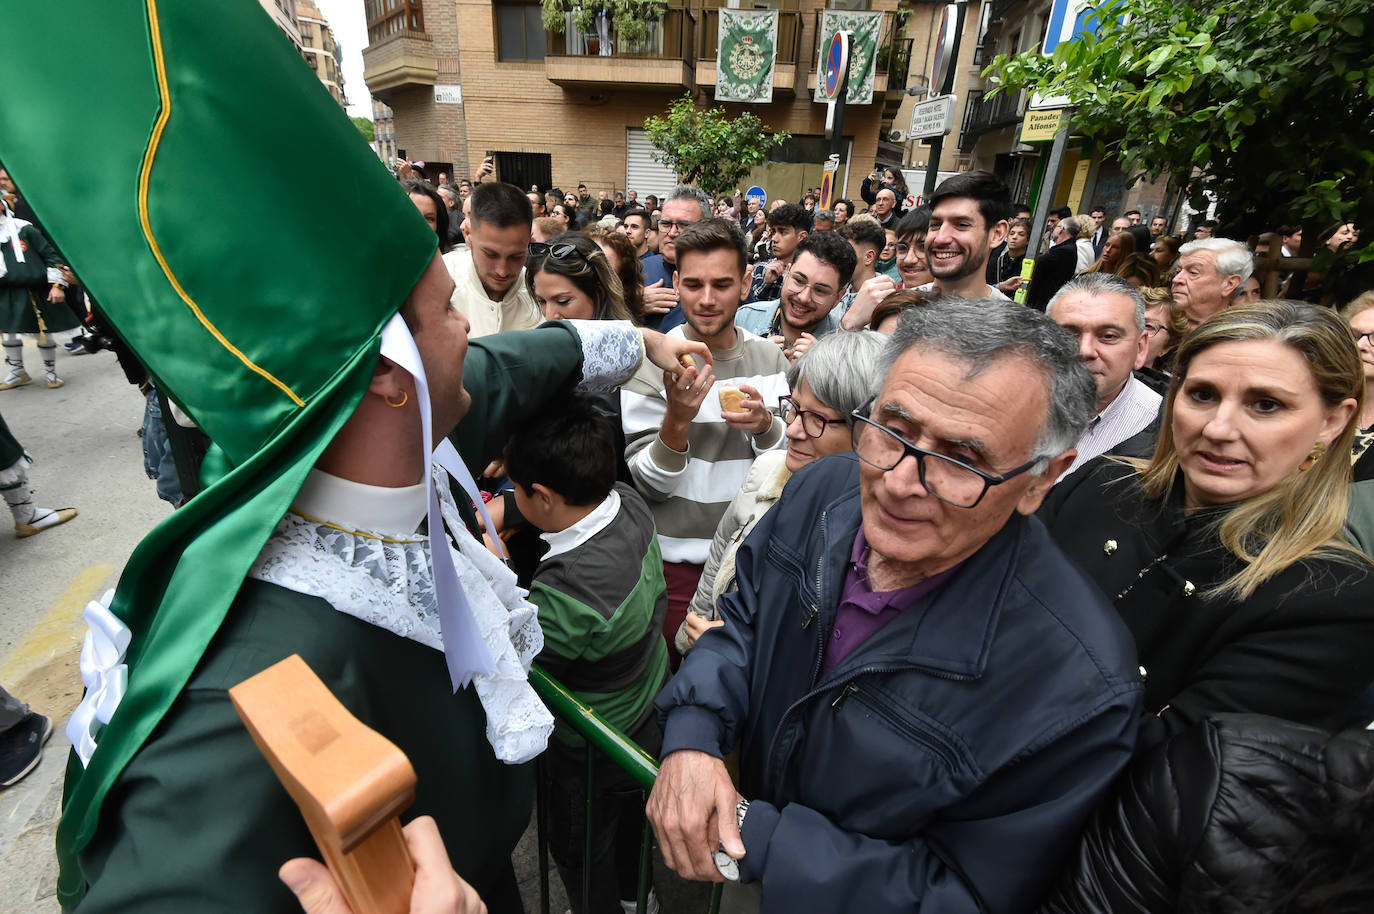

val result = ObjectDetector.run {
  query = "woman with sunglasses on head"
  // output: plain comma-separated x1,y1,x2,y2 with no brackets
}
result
1040,300,1374,752
676,331,887,652
525,232,633,323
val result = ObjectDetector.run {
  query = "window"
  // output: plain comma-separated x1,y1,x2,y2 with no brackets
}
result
496,3,545,61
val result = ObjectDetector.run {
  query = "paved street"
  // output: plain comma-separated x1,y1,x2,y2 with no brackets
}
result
0,339,166,912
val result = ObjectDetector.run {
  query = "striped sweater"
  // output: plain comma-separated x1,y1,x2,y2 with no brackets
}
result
620,325,789,563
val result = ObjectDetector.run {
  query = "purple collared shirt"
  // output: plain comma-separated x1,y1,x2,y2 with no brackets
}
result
821,529,960,675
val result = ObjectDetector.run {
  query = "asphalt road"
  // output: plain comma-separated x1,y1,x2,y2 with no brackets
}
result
0,339,166,912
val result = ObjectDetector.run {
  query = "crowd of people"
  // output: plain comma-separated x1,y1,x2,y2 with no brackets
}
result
5,40,1374,912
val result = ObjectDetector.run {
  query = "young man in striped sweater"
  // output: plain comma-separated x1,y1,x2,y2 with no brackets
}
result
621,219,789,667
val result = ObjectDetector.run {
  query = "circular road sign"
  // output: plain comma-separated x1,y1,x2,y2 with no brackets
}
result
823,31,850,100
931,4,959,95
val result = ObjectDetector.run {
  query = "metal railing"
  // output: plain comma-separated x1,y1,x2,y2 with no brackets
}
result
529,665,724,914
958,87,1023,151
545,5,697,63
695,8,806,67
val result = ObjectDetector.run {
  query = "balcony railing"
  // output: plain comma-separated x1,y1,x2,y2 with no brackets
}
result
696,8,805,67
958,87,1023,151
544,5,695,62
361,28,437,96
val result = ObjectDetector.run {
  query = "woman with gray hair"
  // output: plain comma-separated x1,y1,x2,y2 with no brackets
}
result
677,330,888,652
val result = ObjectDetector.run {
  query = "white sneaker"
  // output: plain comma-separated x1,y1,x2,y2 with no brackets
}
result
0,367,30,390
620,890,660,914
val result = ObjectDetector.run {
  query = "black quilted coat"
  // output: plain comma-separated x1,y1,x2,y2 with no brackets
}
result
1038,713,1374,914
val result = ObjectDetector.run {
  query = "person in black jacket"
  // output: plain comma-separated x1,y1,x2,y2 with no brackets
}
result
648,299,1142,914
1039,713,1374,914
1026,216,1081,311
1040,300,1374,751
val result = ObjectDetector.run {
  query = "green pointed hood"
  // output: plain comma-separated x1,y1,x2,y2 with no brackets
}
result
0,2,435,905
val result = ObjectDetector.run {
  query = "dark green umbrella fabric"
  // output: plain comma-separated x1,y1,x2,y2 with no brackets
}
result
0,2,436,905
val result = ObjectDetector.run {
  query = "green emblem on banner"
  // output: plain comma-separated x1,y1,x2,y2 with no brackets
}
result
814,10,884,105
717,9,778,103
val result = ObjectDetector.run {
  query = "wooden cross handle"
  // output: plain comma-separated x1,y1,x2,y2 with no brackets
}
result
230,654,417,914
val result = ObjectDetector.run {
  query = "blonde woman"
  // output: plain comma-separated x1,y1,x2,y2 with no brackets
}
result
1041,300,1374,750
1074,212,1097,272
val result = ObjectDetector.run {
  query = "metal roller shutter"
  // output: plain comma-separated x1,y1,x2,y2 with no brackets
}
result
625,128,679,201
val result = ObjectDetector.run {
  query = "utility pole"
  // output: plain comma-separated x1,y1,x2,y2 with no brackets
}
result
923,0,968,199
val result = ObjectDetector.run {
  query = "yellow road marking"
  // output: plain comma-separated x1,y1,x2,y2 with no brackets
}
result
0,564,115,684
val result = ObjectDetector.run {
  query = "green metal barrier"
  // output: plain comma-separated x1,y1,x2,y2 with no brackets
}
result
529,665,724,914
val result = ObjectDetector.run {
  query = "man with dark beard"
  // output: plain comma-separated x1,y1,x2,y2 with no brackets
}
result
918,171,1012,300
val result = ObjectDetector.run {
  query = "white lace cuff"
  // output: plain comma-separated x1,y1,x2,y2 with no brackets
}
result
567,320,644,392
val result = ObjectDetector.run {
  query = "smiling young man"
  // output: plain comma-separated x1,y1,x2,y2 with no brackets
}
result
621,218,790,667
443,182,541,338
736,231,857,357
1046,274,1164,478
920,171,1012,300
648,299,1141,914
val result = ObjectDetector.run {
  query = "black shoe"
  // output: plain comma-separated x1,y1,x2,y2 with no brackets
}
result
0,713,53,787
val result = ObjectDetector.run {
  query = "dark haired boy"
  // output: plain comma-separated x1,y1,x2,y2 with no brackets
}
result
745,202,812,304
504,397,669,914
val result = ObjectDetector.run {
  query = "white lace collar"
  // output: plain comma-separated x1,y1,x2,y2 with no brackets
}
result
540,489,621,560
293,469,427,536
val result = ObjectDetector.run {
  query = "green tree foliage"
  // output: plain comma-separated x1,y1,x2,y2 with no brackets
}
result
351,116,375,143
643,95,788,197
988,0,1374,266
541,0,668,46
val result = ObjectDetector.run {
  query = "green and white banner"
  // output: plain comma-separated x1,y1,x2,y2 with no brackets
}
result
813,10,884,105
716,9,778,104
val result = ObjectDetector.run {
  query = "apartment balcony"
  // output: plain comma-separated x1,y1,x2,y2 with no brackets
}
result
694,8,806,97
957,88,1024,152
805,10,909,101
362,29,438,101
544,6,696,91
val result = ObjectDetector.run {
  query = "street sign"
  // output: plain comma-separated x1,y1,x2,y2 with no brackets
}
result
930,4,959,95
819,156,839,211
909,94,956,139
822,31,850,100
745,185,767,206
433,85,463,105
1043,0,1111,55
1020,107,1066,142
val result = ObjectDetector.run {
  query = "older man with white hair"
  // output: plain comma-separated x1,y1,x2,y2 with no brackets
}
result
1047,273,1163,479
648,299,1143,914
1171,237,1254,328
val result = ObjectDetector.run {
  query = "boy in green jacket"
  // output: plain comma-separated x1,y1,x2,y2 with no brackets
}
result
505,397,669,914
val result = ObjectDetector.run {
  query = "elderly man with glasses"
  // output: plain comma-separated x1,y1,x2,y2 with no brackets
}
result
648,299,1143,914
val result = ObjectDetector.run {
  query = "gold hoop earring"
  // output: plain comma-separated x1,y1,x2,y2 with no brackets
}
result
385,390,409,408
1298,440,1326,471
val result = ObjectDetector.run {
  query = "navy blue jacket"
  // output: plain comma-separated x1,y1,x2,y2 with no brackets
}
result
658,455,1143,914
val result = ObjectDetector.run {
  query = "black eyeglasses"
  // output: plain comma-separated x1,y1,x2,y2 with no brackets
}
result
528,241,579,259
658,219,697,234
779,396,848,438
1355,331,1374,346
849,396,1043,508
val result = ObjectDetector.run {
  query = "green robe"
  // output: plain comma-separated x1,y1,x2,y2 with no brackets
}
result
69,323,586,913
1,221,78,334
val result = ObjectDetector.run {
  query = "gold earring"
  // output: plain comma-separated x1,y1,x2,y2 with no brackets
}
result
1298,440,1326,471
385,390,409,408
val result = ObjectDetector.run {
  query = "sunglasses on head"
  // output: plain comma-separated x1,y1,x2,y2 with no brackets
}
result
528,241,579,260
